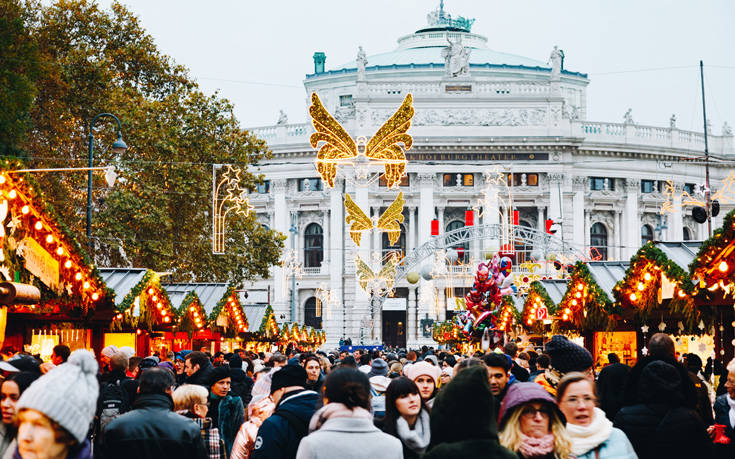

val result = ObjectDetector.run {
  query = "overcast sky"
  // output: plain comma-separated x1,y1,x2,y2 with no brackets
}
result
99,0,735,134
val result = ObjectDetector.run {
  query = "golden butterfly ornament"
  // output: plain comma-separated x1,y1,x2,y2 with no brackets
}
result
309,92,414,188
344,192,405,246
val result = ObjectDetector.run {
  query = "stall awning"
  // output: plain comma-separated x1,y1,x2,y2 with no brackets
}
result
99,268,175,328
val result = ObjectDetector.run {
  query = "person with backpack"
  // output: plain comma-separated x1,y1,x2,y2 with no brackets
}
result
94,351,137,449
101,367,207,459
251,364,318,459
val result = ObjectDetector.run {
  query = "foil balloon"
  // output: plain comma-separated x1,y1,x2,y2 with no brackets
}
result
499,256,513,277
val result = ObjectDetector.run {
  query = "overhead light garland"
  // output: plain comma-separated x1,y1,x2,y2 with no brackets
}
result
175,291,208,333
557,262,621,331
209,287,248,336
111,271,174,330
691,209,735,294
521,281,559,330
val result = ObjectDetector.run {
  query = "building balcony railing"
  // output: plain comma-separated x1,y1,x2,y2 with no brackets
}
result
303,266,322,275
249,120,733,156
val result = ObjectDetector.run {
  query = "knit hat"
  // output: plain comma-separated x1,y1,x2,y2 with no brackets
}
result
544,335,593,374
17,349,99,443
368,358,389,378
0,355,40,374
208,365,231,387
101,345,118,359
158,361,174,372
118,346,135,359
404,361,441,385
270,364,307,394
228,353,243,370
498,382,565,429
423,355,439,366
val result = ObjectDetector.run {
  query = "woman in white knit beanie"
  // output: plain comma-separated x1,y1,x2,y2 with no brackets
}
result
11,349,99,459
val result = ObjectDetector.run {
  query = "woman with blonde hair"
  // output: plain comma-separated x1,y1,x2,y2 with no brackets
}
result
498,382,572,459
172,384,225,459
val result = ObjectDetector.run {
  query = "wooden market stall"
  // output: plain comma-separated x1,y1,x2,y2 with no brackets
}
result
159,285,209,352
162,283,249,354
557,261,631,367
613,241,718,363
690,209,735,362
241,304,280,353
521,279,568,344
0,169,114,358
100,268,175,356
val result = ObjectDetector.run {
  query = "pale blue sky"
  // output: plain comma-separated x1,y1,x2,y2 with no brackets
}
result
98,0,734,134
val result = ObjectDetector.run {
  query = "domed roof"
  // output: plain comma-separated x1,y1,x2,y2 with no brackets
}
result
334,46,546,71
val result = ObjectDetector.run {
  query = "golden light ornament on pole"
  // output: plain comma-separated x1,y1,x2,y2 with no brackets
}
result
211,164,254,254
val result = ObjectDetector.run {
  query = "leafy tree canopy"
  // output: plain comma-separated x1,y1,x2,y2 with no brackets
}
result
4,0,284,283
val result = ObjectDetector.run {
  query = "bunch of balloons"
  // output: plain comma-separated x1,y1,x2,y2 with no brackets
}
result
454,254,516,337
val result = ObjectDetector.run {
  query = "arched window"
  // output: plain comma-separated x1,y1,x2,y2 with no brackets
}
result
304,223,323,268
641,224,654,245
683,227,692,241
304,297,321,329
446,220,469,263
382,224,406,260
590,222,608,260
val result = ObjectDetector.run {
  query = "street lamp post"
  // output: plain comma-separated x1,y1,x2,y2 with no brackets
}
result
289,213,299,323
87,113,127,250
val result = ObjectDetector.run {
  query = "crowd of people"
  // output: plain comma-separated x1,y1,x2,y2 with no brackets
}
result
0,332,731,458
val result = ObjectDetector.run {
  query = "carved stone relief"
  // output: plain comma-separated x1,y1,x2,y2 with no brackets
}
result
370,108,547,127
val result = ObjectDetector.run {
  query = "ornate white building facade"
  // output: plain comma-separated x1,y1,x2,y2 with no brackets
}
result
242,5,734,349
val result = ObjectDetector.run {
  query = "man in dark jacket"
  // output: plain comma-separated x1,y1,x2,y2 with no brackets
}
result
597,353,630,421
481,353,513,416
502,341,529,382
614,360,711,458
424,365,517,459
227,353,254,405
251,364,318,459
185,351,213,388
101,367,207,459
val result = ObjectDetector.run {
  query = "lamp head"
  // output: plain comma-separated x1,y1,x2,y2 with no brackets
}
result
112,133,128,155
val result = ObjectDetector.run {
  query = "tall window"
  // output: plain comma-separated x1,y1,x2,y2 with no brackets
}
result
683,227,692,241
446,220,469,263
590,177,614,191
641,224,654,245
298,178,323,192
641,180,655,193
443,174,474,187
382,224,406,260
304,297,322,329
590,222,608,260
304,223,323,268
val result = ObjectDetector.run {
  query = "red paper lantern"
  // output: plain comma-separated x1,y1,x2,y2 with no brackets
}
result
512,210,519,225
465,209,474,226
431,218,439,236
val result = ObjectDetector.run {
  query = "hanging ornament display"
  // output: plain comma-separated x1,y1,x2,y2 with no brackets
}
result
344,192,404,246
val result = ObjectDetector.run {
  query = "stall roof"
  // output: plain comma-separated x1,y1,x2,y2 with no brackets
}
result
510,295,525,313
538,279,569,305
242,305,268,330
585,261,630,299
98,268,148,306
162,283,229,315
162,284,199,311
653,241,702,270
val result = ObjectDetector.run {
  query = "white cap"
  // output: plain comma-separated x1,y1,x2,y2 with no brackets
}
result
118,346,135,358
101,345,118,358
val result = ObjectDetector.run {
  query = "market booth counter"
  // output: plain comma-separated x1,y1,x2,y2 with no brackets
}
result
100,268,175,356
163,283,249,354
0,169,114,359
557,261,633,368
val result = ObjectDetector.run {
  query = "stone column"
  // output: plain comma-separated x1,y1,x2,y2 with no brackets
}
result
536,205,545,232
437,205,445,235
548,173,564,222
623,179,640,259
417,173,435,245
272,179,288,318
322,209,330,273
572,176,586,250
407,285,418,348
407,206,417,254
614,211,622,260
483,171,500,253
584,211,591,250
371,206,381,256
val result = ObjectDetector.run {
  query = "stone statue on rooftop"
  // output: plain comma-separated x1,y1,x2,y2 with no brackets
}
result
442,35,470,78
670,114,677,129
549,46,564,80
723,121,733,136
356,46,368,80
277,110,288,125
623,108,634,125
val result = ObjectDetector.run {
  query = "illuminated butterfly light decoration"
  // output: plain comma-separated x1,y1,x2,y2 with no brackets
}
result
309,92,414,296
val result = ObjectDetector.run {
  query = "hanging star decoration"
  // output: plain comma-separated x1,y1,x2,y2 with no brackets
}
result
344,192,404,246
698,342,708,353
212,165,254,254
309,92,413,188
661,171,735,215
7,214,20,236
640,324,649,333
698,319,705,330
355,253,399,296
641,346,648,355
658,320,666,332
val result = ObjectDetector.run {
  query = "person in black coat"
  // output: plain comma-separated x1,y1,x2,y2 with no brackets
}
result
227,354,254,405
684,353,715,426
184,351,214,388
596,353,629,421
101,367,207,459
614,360,712,459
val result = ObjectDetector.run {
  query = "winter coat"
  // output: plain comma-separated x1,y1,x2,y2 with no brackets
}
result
250,389,319,459
0,422,14,459
613,361,711,459
296,413,402,459
688,370,714,426
230,367,254,406
597,363,630,421
713,394,735,458
11,439,93,459
100,393,207,459
424,366,517,459
573,427,637,459
214,394,245,458
620,356,697,411
510,361,530,382
186,363,214,388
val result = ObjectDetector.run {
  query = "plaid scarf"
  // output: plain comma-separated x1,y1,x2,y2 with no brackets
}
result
192,417,225,459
